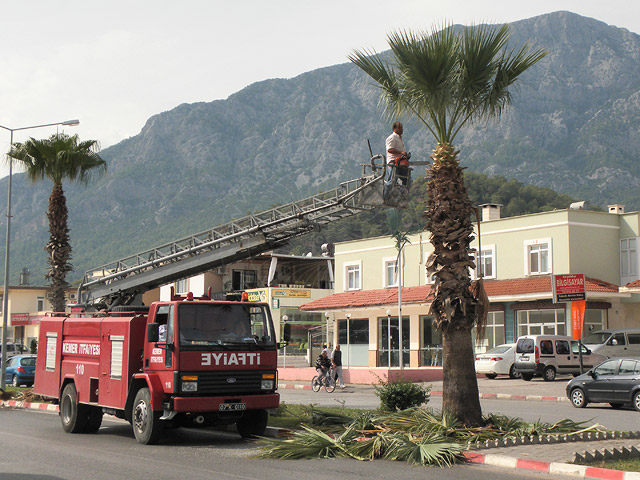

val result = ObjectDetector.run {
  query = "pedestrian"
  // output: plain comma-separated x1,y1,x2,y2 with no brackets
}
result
331,344,345,388
385,121,409,185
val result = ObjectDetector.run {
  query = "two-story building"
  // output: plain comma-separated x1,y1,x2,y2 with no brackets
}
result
299,204,640,379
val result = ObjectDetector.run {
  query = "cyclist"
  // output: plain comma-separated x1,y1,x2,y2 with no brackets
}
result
315,350,332,384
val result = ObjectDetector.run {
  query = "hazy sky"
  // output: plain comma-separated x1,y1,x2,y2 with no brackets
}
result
0,0,638,178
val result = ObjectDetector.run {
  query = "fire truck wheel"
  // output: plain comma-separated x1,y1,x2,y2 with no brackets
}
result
236,409,268,439
132,388,163,444
60,383,89,433
85,406,103,433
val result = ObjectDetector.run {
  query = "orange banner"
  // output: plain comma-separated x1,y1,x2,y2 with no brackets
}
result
572,300,586,340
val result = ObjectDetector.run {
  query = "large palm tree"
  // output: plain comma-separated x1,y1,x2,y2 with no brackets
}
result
8,133,106,313
350,24,546,425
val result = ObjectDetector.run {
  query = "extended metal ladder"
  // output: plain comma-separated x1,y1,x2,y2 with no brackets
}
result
77,165,389,307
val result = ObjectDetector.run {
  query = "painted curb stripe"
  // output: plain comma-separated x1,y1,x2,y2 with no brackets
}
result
516,458,550,472
584,466,625,480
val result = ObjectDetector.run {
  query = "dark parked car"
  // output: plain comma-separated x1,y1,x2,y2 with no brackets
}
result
4,354,37,387
566,358,640,411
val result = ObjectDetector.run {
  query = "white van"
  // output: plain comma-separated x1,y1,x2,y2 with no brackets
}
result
0,342,28,357
514,335,606,381
582,329,640,358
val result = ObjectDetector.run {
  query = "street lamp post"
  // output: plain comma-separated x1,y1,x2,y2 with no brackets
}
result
281,314,288,368
0,119,79,387
324,311,331,349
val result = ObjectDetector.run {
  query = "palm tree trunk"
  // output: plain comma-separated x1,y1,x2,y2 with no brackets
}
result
46,182,72,313
425,143,483,426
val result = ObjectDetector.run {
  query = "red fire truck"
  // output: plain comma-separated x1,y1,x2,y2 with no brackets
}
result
33,292,280,444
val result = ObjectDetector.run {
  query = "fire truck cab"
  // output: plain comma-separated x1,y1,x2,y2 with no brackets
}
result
34,295,279,444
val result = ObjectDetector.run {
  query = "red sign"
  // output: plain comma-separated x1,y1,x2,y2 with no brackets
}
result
553,274,586,302
10,313,44,326
10,313,31,326
572,300,586,340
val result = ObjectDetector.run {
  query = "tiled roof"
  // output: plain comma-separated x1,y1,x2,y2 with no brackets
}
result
624,279,640,288
300,275,619,311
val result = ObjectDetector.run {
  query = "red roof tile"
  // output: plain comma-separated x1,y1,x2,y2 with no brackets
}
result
300,275,619,311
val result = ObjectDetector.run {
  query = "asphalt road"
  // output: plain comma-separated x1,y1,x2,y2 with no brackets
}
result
0,409,565,480
279,382,638,432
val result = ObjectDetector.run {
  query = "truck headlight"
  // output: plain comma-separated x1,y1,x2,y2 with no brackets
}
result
261,373,275,390
182,375,198,392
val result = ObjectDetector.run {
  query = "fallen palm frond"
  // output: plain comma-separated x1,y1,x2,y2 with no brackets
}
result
258,424,360,459
381,433,464,467
259,407,609,467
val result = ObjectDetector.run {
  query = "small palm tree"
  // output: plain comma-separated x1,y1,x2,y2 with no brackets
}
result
350,24,545,425
8,133,106,312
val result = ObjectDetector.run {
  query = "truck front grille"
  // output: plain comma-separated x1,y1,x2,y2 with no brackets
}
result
181,371,268,395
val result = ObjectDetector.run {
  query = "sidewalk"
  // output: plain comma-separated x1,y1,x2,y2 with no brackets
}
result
279,374,571,402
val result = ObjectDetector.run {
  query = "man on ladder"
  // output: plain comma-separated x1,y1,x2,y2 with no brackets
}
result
384,121,410,204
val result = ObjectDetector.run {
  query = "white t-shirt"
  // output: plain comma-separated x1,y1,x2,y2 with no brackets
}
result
385,132,405,165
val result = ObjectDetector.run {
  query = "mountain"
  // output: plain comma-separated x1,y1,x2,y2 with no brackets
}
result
1,11,639,284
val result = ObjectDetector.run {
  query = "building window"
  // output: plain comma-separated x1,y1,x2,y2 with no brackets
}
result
424,252,436,284
621,238,638,283
337,318,369,366
37,297,45,312
517,308,565,336
525,239,551,275
583,309,606,337
474,311,505,352
344,262,361,291
232,269,257,290
175,278,188,294
420,316,443,366
477,246,495,278
384,258,398,287
378,316,409,367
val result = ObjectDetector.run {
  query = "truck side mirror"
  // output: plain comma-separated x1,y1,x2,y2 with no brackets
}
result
147,323,159,343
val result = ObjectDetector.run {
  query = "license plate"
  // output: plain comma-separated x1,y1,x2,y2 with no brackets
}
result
219,403,246,411
520,355,529,361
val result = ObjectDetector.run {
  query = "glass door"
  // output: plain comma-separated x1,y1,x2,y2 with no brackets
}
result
378,316,409,367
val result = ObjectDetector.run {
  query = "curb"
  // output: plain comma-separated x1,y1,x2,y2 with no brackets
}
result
464,451,640,479
2,399,59,412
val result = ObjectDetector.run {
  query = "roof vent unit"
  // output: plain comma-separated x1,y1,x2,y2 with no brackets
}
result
569,201,588,210
608,204,625,214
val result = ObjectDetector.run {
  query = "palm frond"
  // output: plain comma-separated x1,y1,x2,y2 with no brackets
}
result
383,433,464,466
257,424,359,460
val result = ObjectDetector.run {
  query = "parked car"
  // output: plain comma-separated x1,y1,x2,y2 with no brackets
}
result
514,335,606,381
475,343,520,379
566,358,640,411
4,354,37,387
582,329,640,359
0,342,28,357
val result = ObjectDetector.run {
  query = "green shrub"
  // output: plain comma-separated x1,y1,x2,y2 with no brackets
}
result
374,376,430,411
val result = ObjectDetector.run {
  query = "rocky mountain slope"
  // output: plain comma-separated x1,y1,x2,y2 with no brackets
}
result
1,11,638,284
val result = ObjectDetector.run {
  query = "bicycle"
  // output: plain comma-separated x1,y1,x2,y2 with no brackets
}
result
311,371,336,393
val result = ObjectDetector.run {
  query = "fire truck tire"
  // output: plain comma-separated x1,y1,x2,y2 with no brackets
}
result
132,388,163,444
236,409,268,439
84,406,103,433
60,383,89,434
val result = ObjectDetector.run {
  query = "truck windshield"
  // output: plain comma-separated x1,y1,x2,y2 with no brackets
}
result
178,303,276,348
